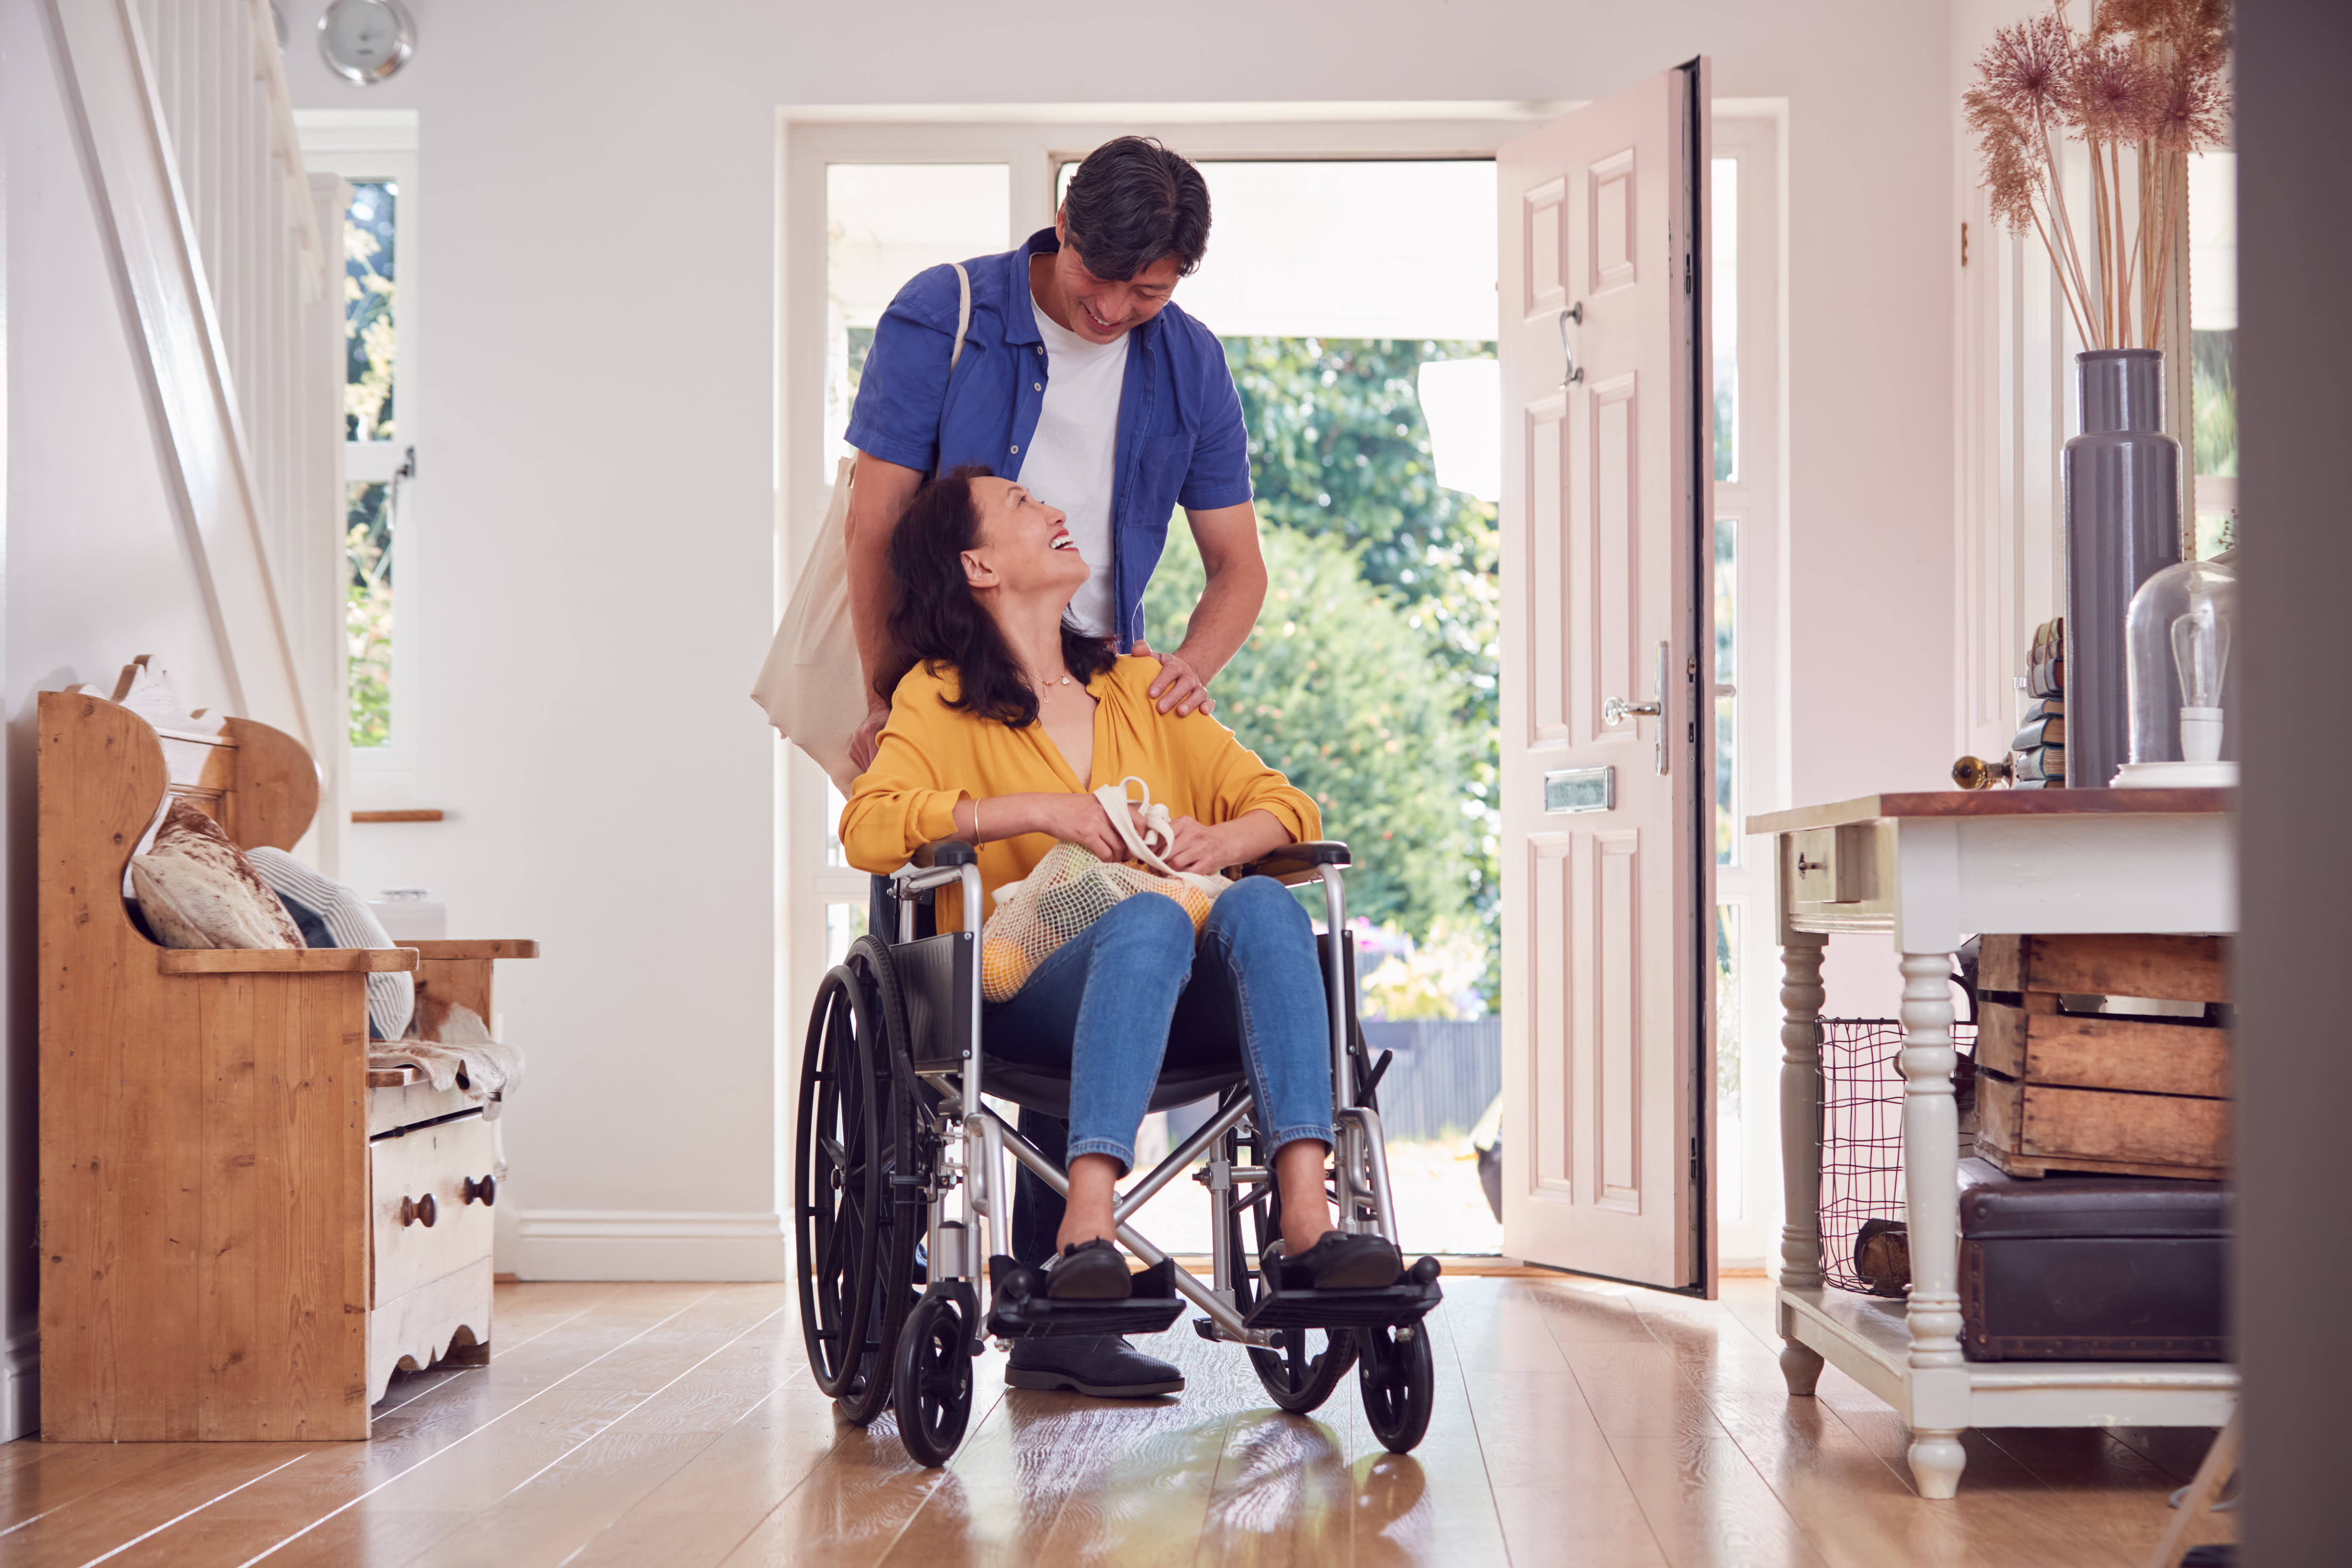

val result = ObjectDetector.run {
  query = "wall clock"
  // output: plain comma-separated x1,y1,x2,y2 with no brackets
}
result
318,0,414,85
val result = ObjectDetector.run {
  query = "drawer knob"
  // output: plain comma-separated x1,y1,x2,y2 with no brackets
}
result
1797,853,1828,875
463,1174,498,1207
399,1193,438,1228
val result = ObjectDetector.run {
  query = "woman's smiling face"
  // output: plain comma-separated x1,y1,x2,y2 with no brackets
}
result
963,476,1087,600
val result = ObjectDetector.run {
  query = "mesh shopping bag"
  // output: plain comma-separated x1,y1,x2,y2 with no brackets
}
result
978,777,1229,1002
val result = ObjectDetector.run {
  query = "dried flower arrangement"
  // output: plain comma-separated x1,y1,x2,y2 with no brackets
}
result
1966,0,2232,350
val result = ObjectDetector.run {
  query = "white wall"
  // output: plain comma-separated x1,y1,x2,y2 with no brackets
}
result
2,0,241,1433
271,0,1960,1276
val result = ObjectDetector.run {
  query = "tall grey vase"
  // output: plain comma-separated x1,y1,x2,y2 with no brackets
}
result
2063,349,2180,788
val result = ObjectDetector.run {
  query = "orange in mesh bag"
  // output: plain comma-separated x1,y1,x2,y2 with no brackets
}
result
979,776,1230,1002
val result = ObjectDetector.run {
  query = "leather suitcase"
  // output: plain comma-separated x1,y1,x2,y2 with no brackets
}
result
1958,1157,2229,1361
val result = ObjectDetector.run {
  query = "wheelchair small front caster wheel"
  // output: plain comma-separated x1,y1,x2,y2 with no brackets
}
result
894,1292,974,1467
1357,1321,1434,1454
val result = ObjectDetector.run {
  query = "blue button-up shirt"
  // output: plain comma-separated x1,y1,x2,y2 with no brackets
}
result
844,227,1253,650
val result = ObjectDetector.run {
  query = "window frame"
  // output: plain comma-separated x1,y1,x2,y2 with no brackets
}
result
777,107,1790,1267
294,109,423,797
1699,113,1791,1271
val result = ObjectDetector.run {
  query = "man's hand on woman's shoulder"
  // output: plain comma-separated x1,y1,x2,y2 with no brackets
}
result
1136,640,1214,718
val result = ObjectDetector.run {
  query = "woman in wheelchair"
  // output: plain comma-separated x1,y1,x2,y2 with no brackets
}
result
840,467,1404,1311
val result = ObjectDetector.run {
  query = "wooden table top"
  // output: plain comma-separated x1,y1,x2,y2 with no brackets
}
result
1747,787,2235,836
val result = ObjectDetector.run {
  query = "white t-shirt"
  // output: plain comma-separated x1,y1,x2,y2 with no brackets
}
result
1021,289,1130,638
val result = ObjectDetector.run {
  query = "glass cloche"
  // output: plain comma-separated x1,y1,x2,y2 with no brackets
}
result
2115,552,2238,787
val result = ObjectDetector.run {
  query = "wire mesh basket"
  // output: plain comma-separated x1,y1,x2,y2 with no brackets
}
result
1818,1017,1977,1296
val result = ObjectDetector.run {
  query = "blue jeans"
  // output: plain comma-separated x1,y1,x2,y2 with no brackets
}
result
987,876,1335,1222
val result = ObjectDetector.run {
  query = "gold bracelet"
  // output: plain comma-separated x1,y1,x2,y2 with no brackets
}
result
972,799,983,845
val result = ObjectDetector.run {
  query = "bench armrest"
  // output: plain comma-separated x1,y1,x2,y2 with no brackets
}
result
1236,840,1352,885
159,947,418,975
403,939,539,960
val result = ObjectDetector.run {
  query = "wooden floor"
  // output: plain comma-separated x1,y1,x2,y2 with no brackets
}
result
0,1275,2230,1566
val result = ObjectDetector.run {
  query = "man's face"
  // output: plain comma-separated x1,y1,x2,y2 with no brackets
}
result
1047,210,1183,344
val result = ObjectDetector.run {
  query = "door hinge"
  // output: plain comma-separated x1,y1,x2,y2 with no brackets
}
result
1684,249,1693,295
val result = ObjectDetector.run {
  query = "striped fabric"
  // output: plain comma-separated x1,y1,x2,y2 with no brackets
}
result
247,848,415,1042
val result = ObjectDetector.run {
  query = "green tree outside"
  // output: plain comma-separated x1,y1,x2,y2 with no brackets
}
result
344,182,397,746
1144,524,1479,942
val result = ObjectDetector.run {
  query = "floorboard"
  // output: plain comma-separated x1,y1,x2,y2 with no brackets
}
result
0,1275,2223,1566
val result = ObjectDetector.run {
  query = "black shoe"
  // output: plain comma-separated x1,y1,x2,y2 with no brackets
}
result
1005,1335,1184,1397
1044,1237,1133,1301
1268,1230,1403,1290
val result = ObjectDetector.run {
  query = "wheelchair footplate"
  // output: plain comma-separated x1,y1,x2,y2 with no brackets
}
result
1239,1252,1446,1334
984,1253,1188,1340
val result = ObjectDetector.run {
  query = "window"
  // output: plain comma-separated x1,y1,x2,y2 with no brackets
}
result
1703,123,1787,1263
2189,151,2237,557
296,110,420,781
343,178,398,747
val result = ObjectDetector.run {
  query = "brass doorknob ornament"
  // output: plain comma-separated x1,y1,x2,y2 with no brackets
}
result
1951,754,2014,790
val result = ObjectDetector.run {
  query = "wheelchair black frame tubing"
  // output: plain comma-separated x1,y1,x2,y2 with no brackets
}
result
887,859,991,1280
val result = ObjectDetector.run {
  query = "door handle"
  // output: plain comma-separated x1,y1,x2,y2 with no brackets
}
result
1558,302,1585,387
1602,642,1672,775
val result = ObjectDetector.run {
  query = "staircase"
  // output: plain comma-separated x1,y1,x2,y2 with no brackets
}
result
51,0,349,864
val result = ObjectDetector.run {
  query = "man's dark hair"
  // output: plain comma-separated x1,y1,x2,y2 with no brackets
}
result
1061,136,1211,282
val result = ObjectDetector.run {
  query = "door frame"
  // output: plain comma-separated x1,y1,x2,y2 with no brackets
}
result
772,103,1789,1258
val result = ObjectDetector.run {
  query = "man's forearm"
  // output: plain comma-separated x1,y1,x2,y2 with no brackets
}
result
844,455,924,707
1171,543,1268,682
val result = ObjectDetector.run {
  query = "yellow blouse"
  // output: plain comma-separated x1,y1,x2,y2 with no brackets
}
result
841,655,1321,933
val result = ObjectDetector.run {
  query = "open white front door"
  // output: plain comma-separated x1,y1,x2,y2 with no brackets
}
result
1498,62,1715,1293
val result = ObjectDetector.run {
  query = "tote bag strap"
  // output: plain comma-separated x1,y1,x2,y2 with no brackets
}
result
931,261,974,483
1094,776,1184,878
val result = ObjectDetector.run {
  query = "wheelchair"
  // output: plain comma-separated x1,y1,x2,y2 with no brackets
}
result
792,837,1444,1467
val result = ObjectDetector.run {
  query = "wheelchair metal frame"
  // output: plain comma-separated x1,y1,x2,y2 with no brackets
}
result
889,847,1400,1351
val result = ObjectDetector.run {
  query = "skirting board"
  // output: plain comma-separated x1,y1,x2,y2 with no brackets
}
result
4,1330,37,1441
514,1210,789,1281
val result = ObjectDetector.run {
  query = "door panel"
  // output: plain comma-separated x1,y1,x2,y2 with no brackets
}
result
1529,402,1569,738
1530,837,1573,1196
1500,62,1714,1291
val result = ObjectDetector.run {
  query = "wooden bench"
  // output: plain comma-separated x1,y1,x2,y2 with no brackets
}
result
37,680,537,1440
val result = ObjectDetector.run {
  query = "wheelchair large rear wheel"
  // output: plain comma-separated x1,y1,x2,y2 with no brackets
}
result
1357,1319,1435,1453
1229,1127,1355,1414
893,1287,976,1467
793,937,921,1424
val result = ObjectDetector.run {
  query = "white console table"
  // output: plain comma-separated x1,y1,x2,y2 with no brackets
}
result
1749,788,2238,1499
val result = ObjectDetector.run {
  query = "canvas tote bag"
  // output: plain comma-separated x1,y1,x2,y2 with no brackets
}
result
752,263,973,793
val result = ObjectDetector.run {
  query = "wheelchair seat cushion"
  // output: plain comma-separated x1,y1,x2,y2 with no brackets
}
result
979,1055,1246,1118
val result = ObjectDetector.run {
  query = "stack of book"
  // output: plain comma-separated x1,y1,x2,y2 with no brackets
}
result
2014,619,2065,787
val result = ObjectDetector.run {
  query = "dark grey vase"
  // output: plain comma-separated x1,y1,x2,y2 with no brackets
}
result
2063,349,2181,789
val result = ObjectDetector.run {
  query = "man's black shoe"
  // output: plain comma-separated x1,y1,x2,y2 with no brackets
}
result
1044,1237,1133,1300
1004,1335,1183,1397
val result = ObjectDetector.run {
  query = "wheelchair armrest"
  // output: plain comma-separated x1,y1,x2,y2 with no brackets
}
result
909,839,977,869
1235,839,1351,885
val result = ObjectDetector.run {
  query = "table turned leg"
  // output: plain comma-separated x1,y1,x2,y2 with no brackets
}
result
1899,946,1969,1498
1776,929,1828,1397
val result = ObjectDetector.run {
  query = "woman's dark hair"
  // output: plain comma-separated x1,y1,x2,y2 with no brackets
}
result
882,466,1118,728
1062,136,1210,281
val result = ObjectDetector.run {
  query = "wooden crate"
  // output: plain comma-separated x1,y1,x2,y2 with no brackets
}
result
1975,1000,2230,1100
1976,1072,2230,1179
1976,932,2228,1004
1973,933,2231,1181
